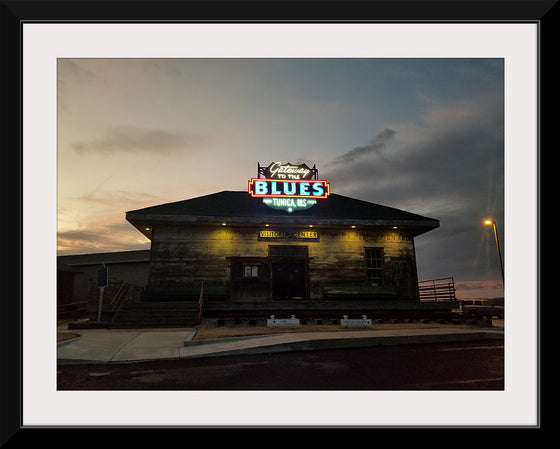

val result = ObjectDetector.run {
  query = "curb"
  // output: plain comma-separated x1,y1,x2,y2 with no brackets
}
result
177,330,504,359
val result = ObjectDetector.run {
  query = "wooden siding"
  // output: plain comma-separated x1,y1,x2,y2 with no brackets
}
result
146,223,419,301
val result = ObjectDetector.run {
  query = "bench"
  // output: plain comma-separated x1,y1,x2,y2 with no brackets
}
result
323,285,399,300
144,284,228,301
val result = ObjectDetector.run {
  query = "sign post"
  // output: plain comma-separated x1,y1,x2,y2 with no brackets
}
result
96,264,108,322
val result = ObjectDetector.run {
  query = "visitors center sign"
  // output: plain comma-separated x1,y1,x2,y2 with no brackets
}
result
248,162,330,213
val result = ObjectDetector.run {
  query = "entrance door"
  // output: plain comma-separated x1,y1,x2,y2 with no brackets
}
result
269,245,308,300
272,261,306,300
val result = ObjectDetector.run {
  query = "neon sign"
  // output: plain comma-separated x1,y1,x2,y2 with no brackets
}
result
249,162,330,213
262,197,317,212
248,179,330,199
263,161,313,179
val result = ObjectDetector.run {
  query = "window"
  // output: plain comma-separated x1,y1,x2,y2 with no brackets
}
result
365,247,384,286
243,265,259,278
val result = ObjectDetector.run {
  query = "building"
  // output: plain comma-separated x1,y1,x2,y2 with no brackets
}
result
57,260,82,306
126,190,440,304
57,250,150,322
58,250,150,300
65,162,456,327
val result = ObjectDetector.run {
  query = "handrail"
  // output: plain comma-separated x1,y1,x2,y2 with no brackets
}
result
418,277,456,302
198,281,205,322
110,281,128,308
419,277,456,283
110,283,132,324
57,301,88,319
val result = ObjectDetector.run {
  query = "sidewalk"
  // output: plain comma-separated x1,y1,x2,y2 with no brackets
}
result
57,322,504,364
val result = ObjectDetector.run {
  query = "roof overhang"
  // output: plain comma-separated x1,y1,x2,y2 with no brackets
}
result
126,212,439,239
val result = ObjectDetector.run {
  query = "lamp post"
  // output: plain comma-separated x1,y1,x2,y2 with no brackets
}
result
484,219,504,284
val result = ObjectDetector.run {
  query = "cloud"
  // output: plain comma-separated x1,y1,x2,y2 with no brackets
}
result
70,126,197,156
57,188,163,244
57,229,112,254
330,128,396,165
75,189,161,209
57,221,150,255
325,88,503,211
58,59,98,84
454,280,504,299
322,89,504,289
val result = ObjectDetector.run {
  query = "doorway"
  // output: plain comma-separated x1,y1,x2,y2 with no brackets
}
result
272,261,306,300
269,245,308,300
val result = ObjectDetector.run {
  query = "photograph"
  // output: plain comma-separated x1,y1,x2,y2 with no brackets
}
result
55,56,506,389
10,16,541,431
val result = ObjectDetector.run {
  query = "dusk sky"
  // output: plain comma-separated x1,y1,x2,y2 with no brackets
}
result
57,57,505,298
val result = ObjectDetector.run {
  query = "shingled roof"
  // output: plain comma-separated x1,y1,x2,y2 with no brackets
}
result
126,190,439,237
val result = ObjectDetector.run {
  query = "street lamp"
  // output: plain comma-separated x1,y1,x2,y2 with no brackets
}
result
484,219,504,284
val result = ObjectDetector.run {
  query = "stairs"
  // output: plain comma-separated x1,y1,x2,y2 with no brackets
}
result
110,301,201,327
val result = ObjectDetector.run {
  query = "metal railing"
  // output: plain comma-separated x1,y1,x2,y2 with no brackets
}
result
109,282,132,324
418,277,457,302
57,301,88,320
109,281,127,307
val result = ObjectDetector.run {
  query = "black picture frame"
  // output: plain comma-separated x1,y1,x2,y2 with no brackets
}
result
2,0,552,442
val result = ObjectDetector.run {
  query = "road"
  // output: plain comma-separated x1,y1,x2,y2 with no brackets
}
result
57,340,504,390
